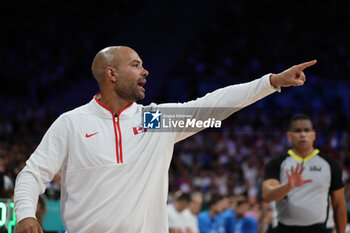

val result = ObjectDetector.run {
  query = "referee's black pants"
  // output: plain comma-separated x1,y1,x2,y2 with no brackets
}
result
269,222,327,233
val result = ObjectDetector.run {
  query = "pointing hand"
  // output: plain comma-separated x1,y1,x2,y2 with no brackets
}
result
270,60,317,88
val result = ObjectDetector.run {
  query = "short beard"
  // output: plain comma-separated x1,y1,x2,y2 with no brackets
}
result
114,83,144,103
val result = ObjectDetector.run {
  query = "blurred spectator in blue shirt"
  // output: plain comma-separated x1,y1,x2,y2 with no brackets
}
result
198,194,226,233
234,199,258,233
220,195,239,233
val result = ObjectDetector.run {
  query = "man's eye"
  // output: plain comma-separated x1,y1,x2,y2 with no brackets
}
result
132,64,139,67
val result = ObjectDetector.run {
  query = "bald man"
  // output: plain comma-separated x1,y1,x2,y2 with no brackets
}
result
14,46,316,233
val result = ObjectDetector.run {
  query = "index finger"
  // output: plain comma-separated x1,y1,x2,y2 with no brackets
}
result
295,60,317,71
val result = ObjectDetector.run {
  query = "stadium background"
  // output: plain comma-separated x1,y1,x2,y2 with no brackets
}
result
1,0,350,232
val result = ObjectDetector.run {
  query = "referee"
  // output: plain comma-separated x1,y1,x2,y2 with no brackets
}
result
262,114,347,233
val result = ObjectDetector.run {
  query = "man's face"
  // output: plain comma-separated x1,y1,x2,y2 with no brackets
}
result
178,201,190,212
113,48,149,102
220,197,229,211
212,199,225,214
189,196,203,214
236,202,249,218
287,119,316,152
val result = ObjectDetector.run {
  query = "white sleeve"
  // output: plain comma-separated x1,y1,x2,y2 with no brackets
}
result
164,74,276,143
14,115,69,223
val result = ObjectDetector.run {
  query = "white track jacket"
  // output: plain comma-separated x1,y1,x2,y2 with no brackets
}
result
15,74,275,232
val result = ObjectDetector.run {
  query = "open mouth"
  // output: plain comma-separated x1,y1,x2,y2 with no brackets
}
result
137,79,146,87
137,78,146,92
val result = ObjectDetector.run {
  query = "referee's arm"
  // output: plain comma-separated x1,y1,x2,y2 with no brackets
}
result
328,156,347,233
262,179,292,202
262,162,312,202
331,188,347,233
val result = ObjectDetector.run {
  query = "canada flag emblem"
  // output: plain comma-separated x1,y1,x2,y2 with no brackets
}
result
133,125,147,135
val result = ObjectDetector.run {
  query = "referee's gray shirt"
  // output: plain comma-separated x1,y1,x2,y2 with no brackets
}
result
264,149,344,226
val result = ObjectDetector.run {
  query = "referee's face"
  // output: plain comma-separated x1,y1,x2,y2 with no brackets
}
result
287,119,316,152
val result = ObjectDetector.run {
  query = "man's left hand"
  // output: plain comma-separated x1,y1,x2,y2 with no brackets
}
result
270,60,317,88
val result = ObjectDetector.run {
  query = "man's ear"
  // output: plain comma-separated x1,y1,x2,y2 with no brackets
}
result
106,66,117,83
286,131,291,143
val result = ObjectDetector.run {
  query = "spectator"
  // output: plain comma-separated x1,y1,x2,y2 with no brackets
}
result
242,156,258,203
180,192,204,233
234,199,258,233
168,193,192,233
198,194,226,233
220,195,236,233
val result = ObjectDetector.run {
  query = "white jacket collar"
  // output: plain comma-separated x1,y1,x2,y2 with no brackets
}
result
89,93,137,119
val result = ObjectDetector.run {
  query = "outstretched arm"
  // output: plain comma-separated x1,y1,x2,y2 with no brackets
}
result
262,163,313,202
168,60,317,143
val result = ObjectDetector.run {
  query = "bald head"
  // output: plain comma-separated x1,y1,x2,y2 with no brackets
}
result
91,46,134,85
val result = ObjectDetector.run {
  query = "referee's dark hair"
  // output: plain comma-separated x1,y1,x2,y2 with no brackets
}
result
288,113,313,131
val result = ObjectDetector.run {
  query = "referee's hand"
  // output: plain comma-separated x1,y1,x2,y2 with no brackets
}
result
270,60,317,88
16,217,44,233
285,163,313,189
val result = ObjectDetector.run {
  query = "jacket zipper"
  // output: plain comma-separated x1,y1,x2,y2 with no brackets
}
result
115,104,132,164
111,115,120,163
94,94,132,164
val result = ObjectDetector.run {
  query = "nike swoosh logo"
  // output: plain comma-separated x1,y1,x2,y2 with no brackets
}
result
85,132,99,138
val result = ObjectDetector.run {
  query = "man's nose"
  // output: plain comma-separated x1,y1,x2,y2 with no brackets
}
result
142,68,149,77
300,131,307,136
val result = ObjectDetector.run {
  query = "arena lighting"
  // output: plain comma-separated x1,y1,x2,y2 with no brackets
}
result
0,199,16,233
